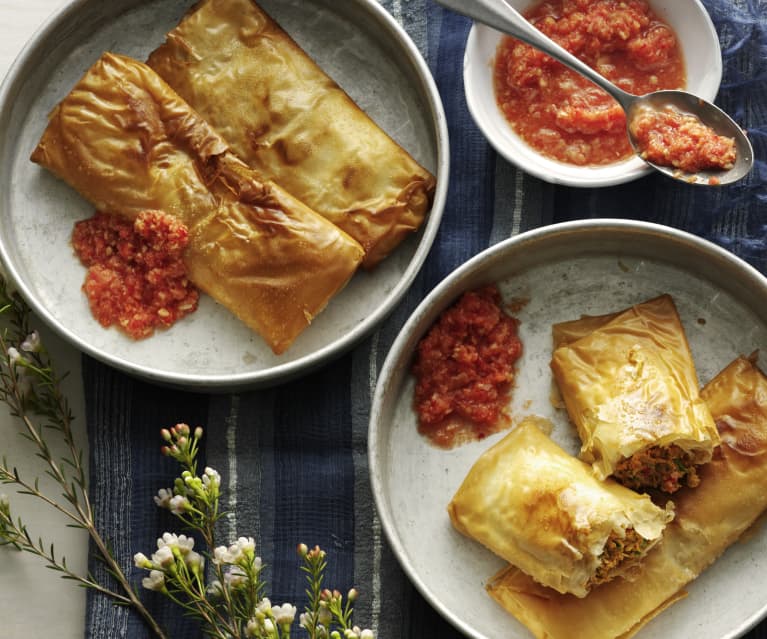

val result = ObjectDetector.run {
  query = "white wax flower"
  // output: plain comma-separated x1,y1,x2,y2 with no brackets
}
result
151,545,174,568
272,603,297,625
153,488,173,509
20,331,41,353
141,570,165,592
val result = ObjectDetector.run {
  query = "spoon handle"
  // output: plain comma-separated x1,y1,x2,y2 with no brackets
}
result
435,0,634,108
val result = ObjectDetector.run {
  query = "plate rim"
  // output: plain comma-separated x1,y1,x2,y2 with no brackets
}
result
0,0,450,391
368,218,767,638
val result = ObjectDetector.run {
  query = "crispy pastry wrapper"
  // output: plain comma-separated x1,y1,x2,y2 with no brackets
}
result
448,418,673,598
550,295,719,481
147,0,436,268
487,355,767,639
30,52,364,354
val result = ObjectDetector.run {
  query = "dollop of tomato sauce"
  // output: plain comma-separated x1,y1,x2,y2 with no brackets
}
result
630,105,737,173
412,285,523,448
72,210,199,339
494,0,685,165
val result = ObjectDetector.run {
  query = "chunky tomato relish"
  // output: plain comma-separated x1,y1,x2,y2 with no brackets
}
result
494,0,685,165
630,105,737,174
412,285,523,448
72,210,199,339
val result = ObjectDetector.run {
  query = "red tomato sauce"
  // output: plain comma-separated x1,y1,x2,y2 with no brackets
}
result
494,0,686,165
72,210,199,339
630,105,737,174
412,285,523,448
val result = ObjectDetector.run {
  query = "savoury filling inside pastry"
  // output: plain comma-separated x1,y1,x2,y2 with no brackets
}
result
30,52,364,354
147,0,436,268
550,295,719,492
487,354,767,639
448,417,673,598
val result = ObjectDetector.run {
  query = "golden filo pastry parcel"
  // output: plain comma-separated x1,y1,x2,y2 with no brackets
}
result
551,295,720,493
147,0,436,268
448,418,674,598
30,52,364,354
487,354,767,639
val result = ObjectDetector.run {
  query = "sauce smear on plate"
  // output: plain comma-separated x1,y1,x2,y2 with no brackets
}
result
72,210,198,339
494,0,685,165
412,285,523,448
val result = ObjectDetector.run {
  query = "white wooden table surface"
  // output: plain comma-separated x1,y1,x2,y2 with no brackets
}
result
1,2,87,638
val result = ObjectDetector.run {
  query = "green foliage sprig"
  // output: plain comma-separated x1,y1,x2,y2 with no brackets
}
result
0,274,373,638
136,424,374,639
0,274,169,638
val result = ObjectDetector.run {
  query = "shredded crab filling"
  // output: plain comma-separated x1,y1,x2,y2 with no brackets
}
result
590,527,649,587
614,444,702,493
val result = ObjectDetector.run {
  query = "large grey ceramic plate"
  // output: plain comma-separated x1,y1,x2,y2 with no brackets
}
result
0,0,448,390
369,220,767,639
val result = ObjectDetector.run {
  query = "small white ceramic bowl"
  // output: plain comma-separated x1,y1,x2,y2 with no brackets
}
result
463,0,723,187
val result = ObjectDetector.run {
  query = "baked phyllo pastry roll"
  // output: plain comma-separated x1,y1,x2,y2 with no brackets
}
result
30,52,364,354
147,0,436,268
551,295,719,492
448,418,673,598
486,355,767,639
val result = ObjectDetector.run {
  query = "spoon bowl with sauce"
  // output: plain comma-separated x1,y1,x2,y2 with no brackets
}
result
447,0,753,186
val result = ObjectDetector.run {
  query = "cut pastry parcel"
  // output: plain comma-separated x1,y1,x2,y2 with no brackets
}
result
487,354,767,639
550,295,719,492
448,418,674,599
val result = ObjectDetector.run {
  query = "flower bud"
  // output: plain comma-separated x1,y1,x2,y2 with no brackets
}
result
348,588,358,602
141,570,166,592
133,552,152,569
185,550,205,575
6,347,23,367
245,618,260,638
297,543,308,557
20,331,41,353
169,495,190,515
160,428,172,442
256,597,272,614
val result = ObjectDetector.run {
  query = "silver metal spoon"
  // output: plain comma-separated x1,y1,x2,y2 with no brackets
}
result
437,0,754,185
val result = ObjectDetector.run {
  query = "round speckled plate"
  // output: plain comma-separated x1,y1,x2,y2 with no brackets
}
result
369,219,767,639
0,0,448,390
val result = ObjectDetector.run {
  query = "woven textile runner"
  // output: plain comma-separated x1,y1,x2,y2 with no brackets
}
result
84,0,767,637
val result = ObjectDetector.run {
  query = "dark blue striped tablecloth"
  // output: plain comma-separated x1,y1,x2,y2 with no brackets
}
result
84,0,767,637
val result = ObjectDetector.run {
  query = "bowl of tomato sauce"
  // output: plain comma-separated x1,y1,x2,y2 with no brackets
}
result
463,0,723,187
